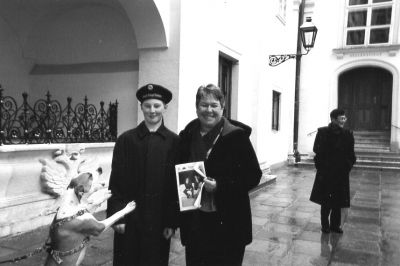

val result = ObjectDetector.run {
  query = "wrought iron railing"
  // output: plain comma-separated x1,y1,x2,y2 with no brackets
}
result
0,87,118,145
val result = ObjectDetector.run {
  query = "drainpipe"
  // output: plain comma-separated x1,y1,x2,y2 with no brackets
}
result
293,0,305,164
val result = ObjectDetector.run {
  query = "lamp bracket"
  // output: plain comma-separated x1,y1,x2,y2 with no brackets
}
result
268,50,309,67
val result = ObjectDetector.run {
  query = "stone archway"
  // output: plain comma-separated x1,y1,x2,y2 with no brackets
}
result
118,0,169,49
333,60,400,151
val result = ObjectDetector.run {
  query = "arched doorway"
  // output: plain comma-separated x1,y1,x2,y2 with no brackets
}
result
338,67,392,131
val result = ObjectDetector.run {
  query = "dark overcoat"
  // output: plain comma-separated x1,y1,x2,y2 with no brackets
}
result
310,123,356,208
106,122,179,266
178,118,262,247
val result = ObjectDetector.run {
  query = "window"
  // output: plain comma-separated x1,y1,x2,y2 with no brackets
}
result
345,0,393,46
272,91,281,131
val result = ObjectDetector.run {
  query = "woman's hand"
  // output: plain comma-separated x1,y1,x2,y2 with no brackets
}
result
204,177,217,192
163,228,174,239
112,224,126,234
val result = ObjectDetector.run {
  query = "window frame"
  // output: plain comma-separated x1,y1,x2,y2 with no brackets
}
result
345,0,394,47
272,90,281,131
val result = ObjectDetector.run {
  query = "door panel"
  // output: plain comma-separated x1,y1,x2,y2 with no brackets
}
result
339,67,392,130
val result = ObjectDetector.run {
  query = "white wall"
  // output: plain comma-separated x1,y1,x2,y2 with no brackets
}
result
0,16,33,97
177,0,220,131
25,5,137,64
177,0,300,166
259,0,299,165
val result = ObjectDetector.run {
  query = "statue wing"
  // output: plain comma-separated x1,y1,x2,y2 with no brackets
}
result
39,158,70,197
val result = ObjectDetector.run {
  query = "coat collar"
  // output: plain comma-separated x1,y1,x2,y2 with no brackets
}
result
137,121,168,140
328,122,344,135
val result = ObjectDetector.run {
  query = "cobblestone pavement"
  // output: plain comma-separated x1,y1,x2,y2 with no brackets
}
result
1,166,400,265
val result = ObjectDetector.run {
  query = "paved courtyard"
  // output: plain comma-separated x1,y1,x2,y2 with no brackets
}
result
1,166,400,265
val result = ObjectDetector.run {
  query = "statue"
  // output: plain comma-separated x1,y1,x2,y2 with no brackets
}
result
39,147,135,266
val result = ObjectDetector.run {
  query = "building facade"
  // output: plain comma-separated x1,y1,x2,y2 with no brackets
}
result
297,0,400,156
0,0,303,236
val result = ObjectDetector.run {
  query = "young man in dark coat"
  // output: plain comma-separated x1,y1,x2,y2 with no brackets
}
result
179,84,262,266
106,84,179,265
310,108,356,234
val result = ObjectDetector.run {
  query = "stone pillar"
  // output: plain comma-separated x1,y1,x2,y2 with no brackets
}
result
136,0,181,132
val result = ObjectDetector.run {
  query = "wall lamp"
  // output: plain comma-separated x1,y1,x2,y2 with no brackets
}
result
269,17,318,67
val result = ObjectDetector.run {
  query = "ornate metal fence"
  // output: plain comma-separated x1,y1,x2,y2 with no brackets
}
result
0,88,118,145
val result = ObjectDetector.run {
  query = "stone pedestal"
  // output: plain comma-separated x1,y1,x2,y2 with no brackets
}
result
0,143,114,238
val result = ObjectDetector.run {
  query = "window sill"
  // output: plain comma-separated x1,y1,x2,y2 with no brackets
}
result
332,44,400,59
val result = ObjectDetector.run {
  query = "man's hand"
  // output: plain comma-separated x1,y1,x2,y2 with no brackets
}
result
163,228,174,239
112,224,126,234
204,177,217,192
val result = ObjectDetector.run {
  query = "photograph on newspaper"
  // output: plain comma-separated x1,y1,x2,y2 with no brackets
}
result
175,161,206,211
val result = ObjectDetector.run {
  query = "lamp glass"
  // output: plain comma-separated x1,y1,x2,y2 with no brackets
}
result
300,17,318,51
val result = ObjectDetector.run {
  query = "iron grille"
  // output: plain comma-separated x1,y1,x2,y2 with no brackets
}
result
0,87,118,145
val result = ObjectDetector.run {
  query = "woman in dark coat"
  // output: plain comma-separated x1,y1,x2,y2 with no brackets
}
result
310,108,356,234
106,84,179,265
179,84,262,266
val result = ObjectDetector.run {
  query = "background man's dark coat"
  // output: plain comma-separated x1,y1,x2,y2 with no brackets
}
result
106,122,179,265
310,123,356,208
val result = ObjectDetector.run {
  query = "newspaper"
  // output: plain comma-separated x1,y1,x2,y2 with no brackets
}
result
175,161,207,211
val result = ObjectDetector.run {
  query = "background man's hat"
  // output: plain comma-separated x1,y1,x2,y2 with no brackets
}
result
136,83,172,104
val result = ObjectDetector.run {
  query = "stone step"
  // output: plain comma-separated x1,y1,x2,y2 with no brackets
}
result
354,134,390,139
296,160,400,171
355,144,390,151
296,157,400,165
295,151,400,171
353,130,390,136
356,150,400,156
353,135,390,139
356,155,400,162
355,140,389,145
353,164,400,171
356,159,400,168
354,138,390,144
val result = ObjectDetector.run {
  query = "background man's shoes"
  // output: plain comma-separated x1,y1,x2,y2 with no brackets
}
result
330,227,343,234
321,228,330,233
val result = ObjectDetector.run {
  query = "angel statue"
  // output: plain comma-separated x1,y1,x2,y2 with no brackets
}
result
39,148,135,266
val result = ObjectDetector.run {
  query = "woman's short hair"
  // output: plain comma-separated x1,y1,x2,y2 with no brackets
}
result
195,84,225,108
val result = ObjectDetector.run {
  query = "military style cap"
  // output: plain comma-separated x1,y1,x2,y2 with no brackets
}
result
136,83,172,104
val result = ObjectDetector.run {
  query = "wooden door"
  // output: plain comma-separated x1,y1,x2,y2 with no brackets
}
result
338,67,392,130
